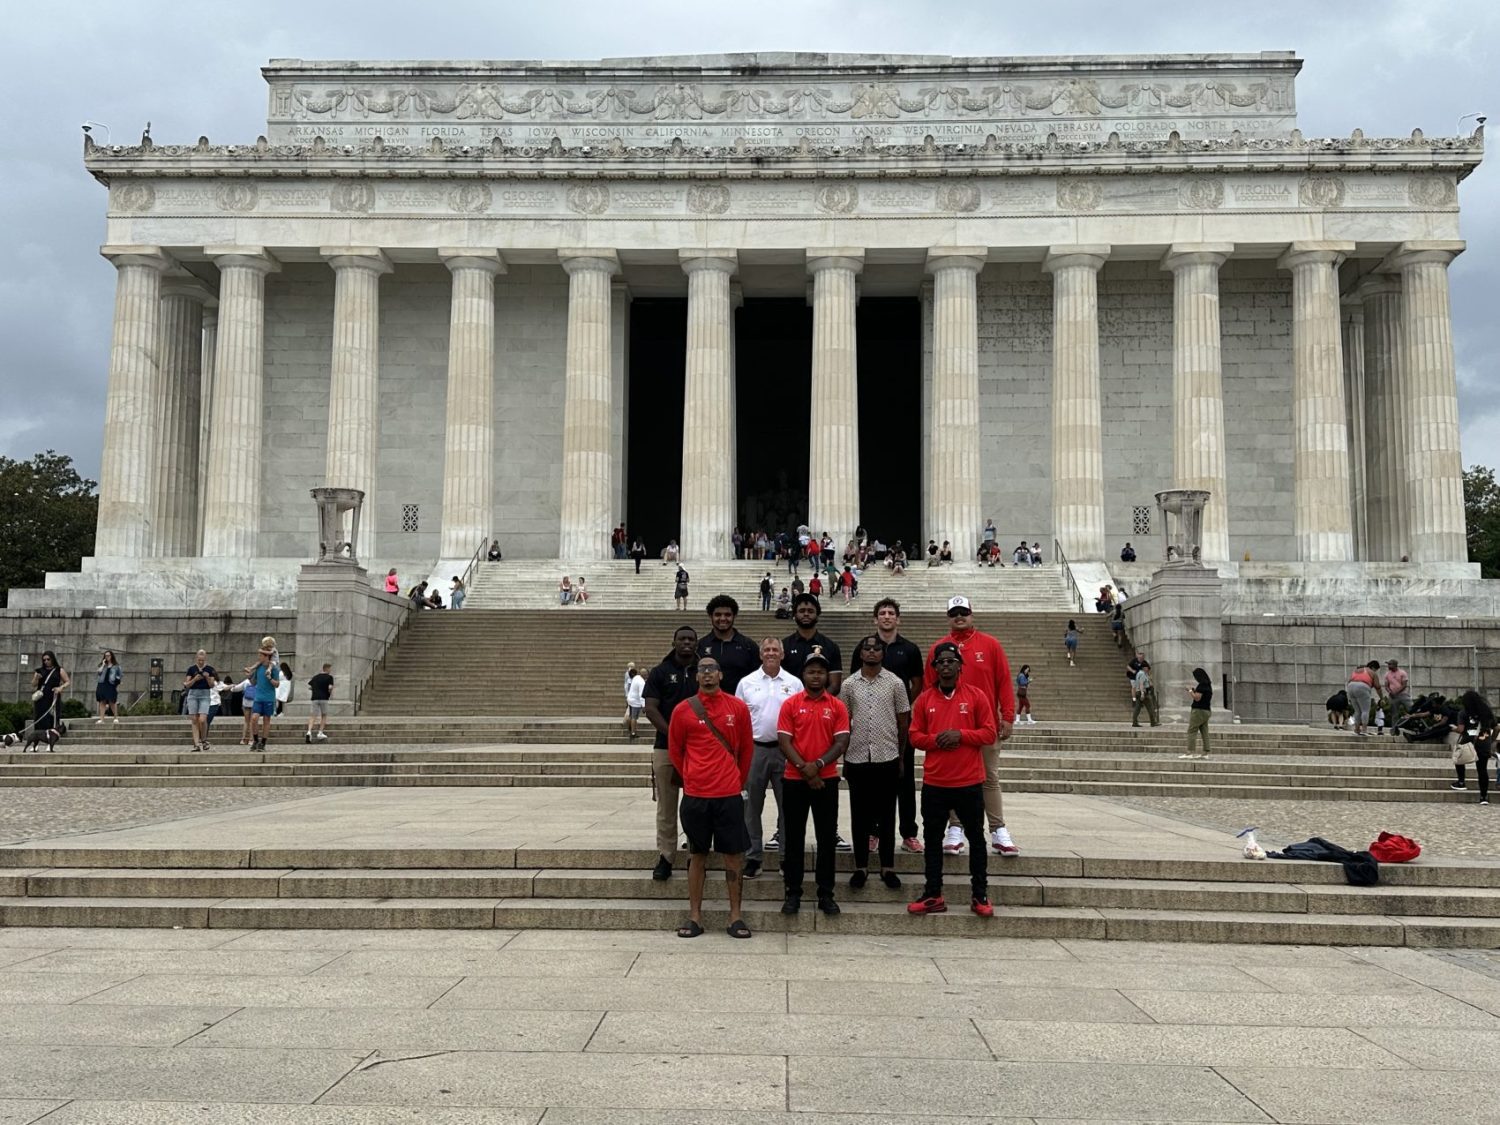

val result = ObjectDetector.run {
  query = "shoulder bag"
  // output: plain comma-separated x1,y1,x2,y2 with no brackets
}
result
672,695,738,787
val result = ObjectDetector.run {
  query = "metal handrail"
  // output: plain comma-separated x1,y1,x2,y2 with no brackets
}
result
1053,538,1088,615
355,608,410,715
460,536,490,592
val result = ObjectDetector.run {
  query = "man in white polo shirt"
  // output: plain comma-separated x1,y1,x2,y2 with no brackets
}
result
735,636,802,880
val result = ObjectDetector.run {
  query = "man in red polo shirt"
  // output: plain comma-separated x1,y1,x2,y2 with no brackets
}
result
776,648,850,916
909,641,998,917
667,656,755,939
925,595,1018,856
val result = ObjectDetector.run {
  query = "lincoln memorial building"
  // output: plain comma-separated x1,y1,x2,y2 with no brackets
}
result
36,51,1485,610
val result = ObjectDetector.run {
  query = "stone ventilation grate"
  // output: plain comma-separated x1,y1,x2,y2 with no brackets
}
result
1132,506,1152,536
402,504,420,533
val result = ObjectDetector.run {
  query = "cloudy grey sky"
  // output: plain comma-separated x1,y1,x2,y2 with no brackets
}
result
1,0,1493,481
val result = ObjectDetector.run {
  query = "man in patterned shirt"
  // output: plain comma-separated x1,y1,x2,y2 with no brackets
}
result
841,634,910,890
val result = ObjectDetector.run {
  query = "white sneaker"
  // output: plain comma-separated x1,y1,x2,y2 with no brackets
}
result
942,825,965,854
992,826,1019,856
1026,715,1036,725
315,732,328,742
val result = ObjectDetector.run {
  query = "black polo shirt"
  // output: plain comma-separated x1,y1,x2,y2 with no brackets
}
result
782,630,843,684
697,629,760,695
643,651,699,750
850,633,924,696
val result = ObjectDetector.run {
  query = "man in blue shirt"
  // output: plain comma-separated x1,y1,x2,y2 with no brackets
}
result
247,646,281,751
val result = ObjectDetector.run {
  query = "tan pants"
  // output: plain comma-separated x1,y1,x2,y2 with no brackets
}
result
652,746,681,860
948,742,1005,832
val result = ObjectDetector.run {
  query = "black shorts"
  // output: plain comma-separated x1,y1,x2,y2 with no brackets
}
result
680,794,750,855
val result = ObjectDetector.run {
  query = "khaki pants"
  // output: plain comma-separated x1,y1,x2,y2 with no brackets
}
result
652,746,681,860
949,742,1005,832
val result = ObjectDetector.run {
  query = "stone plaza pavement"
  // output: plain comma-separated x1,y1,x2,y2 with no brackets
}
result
1,789,1500,1119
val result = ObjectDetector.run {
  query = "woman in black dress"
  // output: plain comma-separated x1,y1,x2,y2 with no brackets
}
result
32,651,70,736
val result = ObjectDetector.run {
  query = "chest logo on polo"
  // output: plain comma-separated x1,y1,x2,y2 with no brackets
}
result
959,703,969,714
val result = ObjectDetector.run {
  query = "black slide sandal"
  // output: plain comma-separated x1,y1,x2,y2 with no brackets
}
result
676,920,705,938
726,919,752,939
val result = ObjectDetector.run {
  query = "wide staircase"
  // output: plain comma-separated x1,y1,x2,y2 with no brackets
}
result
4,837,1500,946
360,606,1120,717
463,558,1080,612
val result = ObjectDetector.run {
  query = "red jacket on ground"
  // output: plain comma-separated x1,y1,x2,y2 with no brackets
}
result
668,690,754,798
910,683,997,788
925,628,1016,724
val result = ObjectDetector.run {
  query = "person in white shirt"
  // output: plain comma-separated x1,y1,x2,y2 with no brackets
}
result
625,666,647,740
734,637,803,880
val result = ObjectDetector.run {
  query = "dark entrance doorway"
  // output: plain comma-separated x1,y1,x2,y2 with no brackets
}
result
625,294,922,554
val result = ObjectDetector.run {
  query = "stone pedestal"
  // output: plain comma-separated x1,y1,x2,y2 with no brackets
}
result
1045,245,1110,563
1123,565,1226,722
293,563,407,717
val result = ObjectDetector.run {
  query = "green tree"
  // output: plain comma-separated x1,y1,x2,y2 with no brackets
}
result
1465,465,1500,579
0,451,98,605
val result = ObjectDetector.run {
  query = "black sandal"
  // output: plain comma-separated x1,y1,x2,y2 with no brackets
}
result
676,919,705,938
726,919,752,939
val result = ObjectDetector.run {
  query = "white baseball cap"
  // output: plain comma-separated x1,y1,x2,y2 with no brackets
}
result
946,595,972,615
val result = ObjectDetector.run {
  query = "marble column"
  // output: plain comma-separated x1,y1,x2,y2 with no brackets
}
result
96,245,173,559
807,249,863,544
1162,244,1232,565
610,280,632,526
197,306,218,554
1358,274,1408,561
201,247,279,558
1044,245,1110,563
1386,240,1468,563
924,248,986,558
1340,295,1368,560
679,250,737,560
321,248,391,562
557,250,619,560
919,280,934,540
153,273,213,556
1278,241,1355,562
438,250,505,559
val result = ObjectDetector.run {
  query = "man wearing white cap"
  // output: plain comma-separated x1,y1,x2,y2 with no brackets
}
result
925,595,1018,856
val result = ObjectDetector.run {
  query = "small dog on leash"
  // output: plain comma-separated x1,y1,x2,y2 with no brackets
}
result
2,726,63,752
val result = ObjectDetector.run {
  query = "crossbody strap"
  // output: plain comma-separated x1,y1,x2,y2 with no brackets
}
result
686,695,737,758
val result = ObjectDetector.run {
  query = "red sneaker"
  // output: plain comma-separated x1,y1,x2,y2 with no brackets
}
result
971,896,994,918
900,836,924,854
907,895,947,915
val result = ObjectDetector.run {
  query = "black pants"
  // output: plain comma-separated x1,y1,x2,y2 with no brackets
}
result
1457,738,1494,799
633,556,642,573
782,777,840,897
845,758,899,870
922,782,987,899
897,740,918,839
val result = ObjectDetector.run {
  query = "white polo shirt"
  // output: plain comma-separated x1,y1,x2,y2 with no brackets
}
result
735,666,803,743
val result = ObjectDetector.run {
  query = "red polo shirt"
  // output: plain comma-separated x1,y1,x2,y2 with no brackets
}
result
910,683,996,788
667,690,754,798
925,627,1016,725
777,690,850,780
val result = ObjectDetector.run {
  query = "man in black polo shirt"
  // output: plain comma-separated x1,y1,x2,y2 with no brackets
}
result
643,624,699,881
850,596,926,852
782,593,844,695
697,594,761,695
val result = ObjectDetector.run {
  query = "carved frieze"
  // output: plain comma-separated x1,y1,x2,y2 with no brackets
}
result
113,183,155,213
330,181,376,212
447,182,491,213
685,183,731,214
1056,178,1103,212
1179,177,1225,210
1297,175,1344,209
935,182,981,212
1408,174,1458,207
813,182,859,214
565,184,610,215
213,183,259,212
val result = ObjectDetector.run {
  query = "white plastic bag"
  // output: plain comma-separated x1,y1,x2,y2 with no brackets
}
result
1236,826,1267,860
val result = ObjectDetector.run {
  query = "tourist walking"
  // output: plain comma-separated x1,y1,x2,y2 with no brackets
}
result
449,576,466,609
245,646,281,751
643,625,700,880
1016,665,1034,724
304,663,334,743
697,594,760,694
777,650,850,916
630,537,647,574
95,650,122,723
182,650,217,752
925,595,1017,856
734,637,802,879
907,642,998,918
1450,690,1497,803
30,651,68,738
673,565,690,610
759,572,773,612
275,662,293,715
1063,619,1079,667
1383,659,1412,731
667,655,755,939
842,634,910,890
624,663,646,740
1345,660,1381,737
1131,660,1160,727
852,598,926,852
1181,668,1214,758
